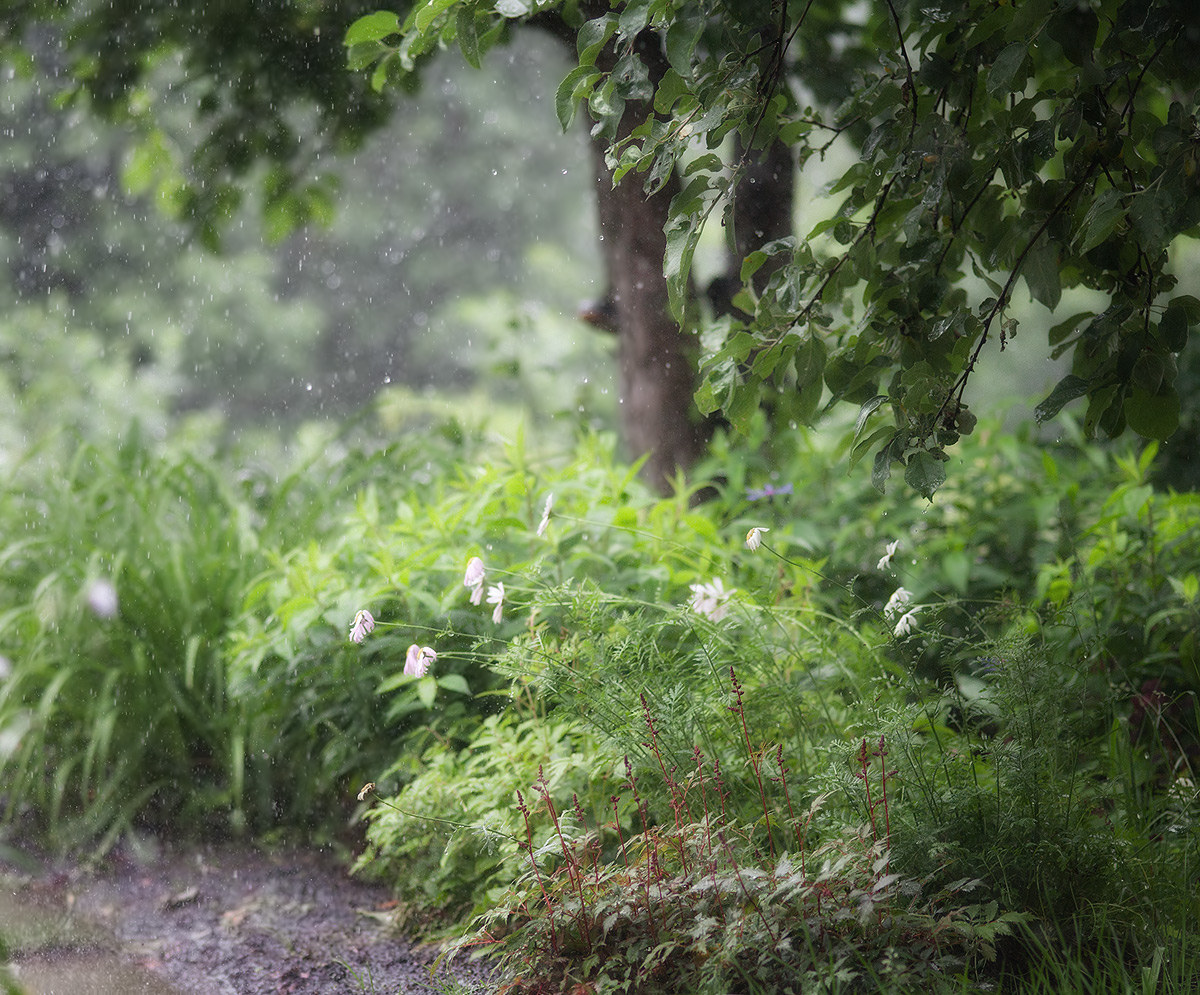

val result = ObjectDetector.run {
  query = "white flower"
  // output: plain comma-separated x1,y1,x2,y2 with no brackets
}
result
877,540,900,571
893,609,920,638
883,587,912,619
536,493,554,538
357,782,376,801
689,578,734,622
487,582,505,624
463,556,485,589
404,644,437,677
745,527,769,551
349,609,376,644
464,556,486,604
85,578,119,619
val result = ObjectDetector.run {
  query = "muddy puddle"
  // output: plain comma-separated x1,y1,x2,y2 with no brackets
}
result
1,884,186,995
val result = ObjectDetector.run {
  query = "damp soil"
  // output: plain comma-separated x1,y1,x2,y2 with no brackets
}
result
1,843,498,995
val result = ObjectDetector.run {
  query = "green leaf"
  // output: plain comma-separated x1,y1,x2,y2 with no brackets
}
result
577,14,617,66
905,450,946,499
437,674,471,695
987,42,1028,96
456,5,480,67
344,11,401,45
415,0,459,34
850,425,896,471
1034,374,1091,423
1075,187,1124,254
555,65,601,131
1124,385,1180,441
853,394,888,443
665,9,704,76
416,676,438,709
1022,236,1061,309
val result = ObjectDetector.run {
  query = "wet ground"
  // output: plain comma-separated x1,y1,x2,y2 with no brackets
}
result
1,843,498,995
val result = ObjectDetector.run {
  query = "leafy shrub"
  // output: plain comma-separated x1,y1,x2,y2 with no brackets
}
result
0,434,260,847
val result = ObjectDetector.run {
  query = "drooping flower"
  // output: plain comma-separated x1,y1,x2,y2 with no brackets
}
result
689,578,734,622
464,556,486,604
745,526,769,551
883,587,912,619
536,493,554,538
349,609,376,644
746,482,794,502
893,609,920,638
486,582,505,624
405,644,438,677
877,540,901,571
463,556,485,589
357,782,376,801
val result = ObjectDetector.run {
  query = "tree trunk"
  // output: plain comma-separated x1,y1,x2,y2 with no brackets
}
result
588,122,707,494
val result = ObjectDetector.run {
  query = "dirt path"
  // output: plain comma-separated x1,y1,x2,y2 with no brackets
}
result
2,843,498,995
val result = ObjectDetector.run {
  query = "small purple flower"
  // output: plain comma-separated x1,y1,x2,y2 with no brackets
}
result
746,482,794,502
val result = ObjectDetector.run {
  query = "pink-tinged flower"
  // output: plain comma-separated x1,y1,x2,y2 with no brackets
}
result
486,582,505,624
463,556,485,589
893,609,920,638
405,644,437,677
349,609,375,644
745,527,769,551
877,540,901,571
464,556,486,604
536,493,554,537
689,578,734,621
883,587,911,619
85,578,119,619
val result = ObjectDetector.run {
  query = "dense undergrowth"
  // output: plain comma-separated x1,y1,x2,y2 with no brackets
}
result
1,409,1198,993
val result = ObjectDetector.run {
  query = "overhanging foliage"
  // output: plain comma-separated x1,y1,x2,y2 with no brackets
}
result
350,0,1200,496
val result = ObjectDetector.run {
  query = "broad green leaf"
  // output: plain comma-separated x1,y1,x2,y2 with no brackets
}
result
1022,236,1061,309
1075,187,1124,254
853,394,888,443
1035,374,1090,423
905,450,946,499
344,11,401,45
987,42,1028,96
555,65,601,131
415,0,459,34
437,674,471,695
456,4,480,68
1124,385,1180,441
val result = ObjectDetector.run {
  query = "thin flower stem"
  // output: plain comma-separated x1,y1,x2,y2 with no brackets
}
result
730,666,775,858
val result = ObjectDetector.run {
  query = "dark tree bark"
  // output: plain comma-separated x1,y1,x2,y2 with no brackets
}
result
588,124,708,493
